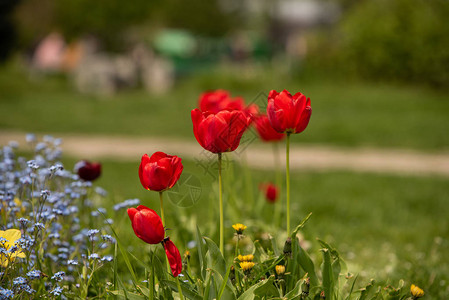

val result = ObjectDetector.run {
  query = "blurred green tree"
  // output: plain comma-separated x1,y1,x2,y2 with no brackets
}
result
311,0,449,88
13,0,235,52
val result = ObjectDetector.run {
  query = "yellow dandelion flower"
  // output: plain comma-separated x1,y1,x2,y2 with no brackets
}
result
239,261,255,272
275,265,285,275
232,223,247,235
0,229,26,267
410,284,424,298
237,254,254,262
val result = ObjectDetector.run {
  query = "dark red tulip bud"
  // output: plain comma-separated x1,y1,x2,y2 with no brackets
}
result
127,205,165,244
162,237,183,277
139,152,183,192
260,182,279,203
75,160,101,181
199,90,245,114
267,89,311,134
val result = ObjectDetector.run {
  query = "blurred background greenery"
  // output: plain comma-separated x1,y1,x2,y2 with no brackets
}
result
1,0,449,298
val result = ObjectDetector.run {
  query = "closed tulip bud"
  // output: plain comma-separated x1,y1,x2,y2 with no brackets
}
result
127,205,165,244
162,237,183,277
259,182,279,203
267,89,311,134
139,152,183,192
75,160,101,181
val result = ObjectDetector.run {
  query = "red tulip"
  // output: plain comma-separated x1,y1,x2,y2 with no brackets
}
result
74,160,101,181
127,205,165,244
254,114,285,142
267,89,311,134
162,237,183,277
139,152,183,192
199,90,245,114
191,109,249,153
260,182,279,203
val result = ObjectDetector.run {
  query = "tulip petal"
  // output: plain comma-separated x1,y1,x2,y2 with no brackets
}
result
149,152,168,163
267,100,287,133
163,238,183,277
254,114,285,142
191,109,206,149
268,90,280,99
295,106,312,134
127,207,138,222
139,155,152,190
167,156,183,189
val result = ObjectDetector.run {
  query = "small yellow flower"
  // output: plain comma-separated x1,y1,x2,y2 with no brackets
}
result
275,265,285,275
410,284,424,298
0,229,26,267
184,250,190,260
237,254,254,262
239,261,255,272
232,223,247,235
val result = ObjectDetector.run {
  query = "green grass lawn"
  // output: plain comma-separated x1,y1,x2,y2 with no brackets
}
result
1,61,448,151
60,155,449,298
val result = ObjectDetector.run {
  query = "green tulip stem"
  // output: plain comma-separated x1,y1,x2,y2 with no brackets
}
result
159,192,171,275
273,142,282,228
286,133,291,235
176,276,185,300
159,192,165,227
218,152,224,254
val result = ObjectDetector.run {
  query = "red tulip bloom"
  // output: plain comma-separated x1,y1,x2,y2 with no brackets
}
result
74,160,101,181
139,152,183,192
163,237,183,277
128,206,183,277
260,182,279,203
191,109,249,153
254,114,285,142
127,205,165,244
199,90,245,114
267,89,311,134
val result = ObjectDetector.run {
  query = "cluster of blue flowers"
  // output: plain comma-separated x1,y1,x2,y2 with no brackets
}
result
113,198,140,211
0,135,115,298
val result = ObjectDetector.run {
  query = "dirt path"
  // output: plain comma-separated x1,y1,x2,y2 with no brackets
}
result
1,131,449,177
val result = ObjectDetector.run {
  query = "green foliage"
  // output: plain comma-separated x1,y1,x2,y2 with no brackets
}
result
54,0,154,48
110,215,417,299
333,0,449,87
151,0,235,37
